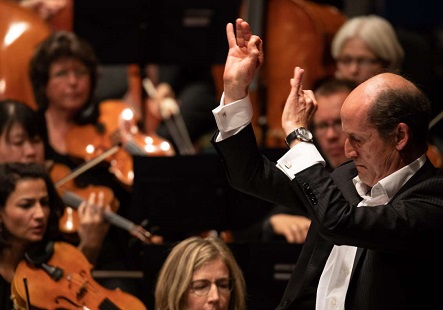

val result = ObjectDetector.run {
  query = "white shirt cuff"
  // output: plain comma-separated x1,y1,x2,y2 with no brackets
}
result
276,143,325,180
212,93,253,141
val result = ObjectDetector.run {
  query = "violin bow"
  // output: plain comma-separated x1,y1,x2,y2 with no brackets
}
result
143,78,196,155
61,191,152,244
23,277,31,310
54,144,121,188
429,109,443,129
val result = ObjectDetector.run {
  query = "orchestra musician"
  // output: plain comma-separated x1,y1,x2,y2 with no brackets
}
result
29,31,143,295
331,14,404,85
0,99,109,265
0,163,146,310
0,162,101,309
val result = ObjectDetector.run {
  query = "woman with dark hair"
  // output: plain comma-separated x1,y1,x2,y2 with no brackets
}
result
29,30,146,295
29,30,100,160
0,99,45,164
0,163,64,308
0,163,145,310
0,98,110,264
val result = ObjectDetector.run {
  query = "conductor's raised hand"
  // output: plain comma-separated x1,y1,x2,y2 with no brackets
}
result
282,67,317,146
223,18,264,104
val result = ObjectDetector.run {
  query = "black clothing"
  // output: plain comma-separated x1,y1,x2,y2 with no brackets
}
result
213,124,443,310
0,276,12,310
35,109,140,296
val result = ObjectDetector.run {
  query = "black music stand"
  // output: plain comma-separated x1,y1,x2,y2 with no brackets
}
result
73,0,241,65
130,154,231,241
129,148,289,242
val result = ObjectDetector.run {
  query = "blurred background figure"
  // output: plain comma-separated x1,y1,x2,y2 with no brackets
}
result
29,30,145,296
144,64,219,154
331,15,404,85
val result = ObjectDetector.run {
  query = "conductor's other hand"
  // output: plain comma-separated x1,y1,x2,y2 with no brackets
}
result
224,18,264,104
281,67,318,146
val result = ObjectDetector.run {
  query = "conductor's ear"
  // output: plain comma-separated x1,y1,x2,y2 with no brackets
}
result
395,122,409,151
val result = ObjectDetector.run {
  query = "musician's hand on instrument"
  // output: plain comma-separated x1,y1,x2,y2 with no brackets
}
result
20,0,67,20
147,83,179,120
77,191,110,264
224,18,264,104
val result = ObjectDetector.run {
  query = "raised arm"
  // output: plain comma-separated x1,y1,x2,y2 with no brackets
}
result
223,18,264,104
281,67,318,147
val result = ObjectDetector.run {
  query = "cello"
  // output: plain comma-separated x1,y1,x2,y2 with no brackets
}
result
238,0,346,147
11,241,147,310
0,0,51,109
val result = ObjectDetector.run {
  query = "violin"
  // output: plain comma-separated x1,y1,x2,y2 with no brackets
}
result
49,163,119,239
65,100,175,187
11,241,147,310
50,163,152,244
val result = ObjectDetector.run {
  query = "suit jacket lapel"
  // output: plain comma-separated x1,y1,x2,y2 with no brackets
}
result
345,159,437,278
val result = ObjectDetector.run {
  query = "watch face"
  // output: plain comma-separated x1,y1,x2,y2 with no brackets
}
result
297,127,313,141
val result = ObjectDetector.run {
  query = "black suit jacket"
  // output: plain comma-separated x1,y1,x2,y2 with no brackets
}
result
212,124,443,310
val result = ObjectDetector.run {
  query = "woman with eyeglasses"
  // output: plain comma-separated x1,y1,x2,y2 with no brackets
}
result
331,15,404,85
29,30,142,296
155,236,247,310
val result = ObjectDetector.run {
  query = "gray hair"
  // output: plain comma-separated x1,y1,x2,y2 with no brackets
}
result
331,15,404,73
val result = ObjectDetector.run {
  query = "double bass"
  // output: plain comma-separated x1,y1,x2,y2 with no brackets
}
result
0,0,51,109
260,0,345,147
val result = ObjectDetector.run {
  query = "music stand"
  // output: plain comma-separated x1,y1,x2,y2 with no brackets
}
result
73,0,241,65
130,154,232,241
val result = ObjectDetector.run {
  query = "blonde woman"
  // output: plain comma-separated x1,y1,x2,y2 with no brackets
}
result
155,236,247,310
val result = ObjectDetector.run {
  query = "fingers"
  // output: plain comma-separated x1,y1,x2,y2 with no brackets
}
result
284,221,310,244
292,67,305,94
226,18,256,50
97,191,105,211
80,191,107,219
235,18,250,49
88,191,97,209
287,67,304,99
226,23,237,49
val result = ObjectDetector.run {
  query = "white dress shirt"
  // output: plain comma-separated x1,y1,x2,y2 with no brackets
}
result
212,93,426,310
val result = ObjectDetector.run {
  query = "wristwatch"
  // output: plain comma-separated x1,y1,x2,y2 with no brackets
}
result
285,127,313,147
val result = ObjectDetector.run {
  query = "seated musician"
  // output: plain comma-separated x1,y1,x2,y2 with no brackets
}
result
29,30,145,294
0,99,109,265
0,163,146,309
0,163,104,308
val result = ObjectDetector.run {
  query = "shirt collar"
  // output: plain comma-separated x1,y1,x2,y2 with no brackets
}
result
352,154,426,201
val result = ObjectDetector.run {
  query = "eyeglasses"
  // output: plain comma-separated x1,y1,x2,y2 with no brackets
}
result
313,119,342,135
189,278,233,297
336,57,383,68
50,68,90,80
